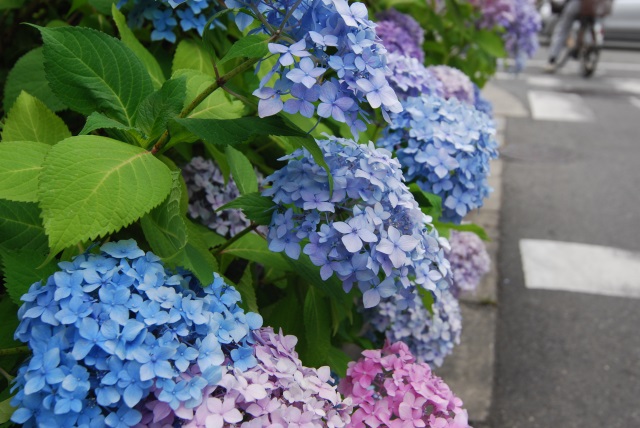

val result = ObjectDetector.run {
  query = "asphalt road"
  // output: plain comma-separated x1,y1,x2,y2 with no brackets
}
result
490,47,640,427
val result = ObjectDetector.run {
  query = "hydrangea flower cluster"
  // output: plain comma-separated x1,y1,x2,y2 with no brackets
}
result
427,65,476,106
448,230,491,296
386,53,444,100
263,136,451,308
375,8,425,62
139,327,353,427
120,0,224,43
226,0,402,137
364,287,462,367
183,156,263,237
377,94,499,224
338,341,471,427
474,83,494,116
11,240,262,427
470,0,541,69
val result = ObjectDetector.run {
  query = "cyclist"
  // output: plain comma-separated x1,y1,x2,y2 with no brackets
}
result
545,0,613,72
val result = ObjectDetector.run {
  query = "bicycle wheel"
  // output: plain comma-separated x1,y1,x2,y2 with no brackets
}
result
580,46,599,77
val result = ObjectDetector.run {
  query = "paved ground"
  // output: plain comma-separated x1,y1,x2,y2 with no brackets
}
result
491,47,640,427
438,47,640,428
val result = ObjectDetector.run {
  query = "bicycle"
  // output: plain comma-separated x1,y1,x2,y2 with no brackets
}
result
554,16,604,77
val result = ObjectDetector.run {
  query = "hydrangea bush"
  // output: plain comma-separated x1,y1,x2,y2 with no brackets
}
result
448,230,491,296
338,341,471,427
263,136,452,308
377,94,499,224
427,65,477,106
364,288,462,367
183,156,263,237
10,240,262,427
386,53,444,100
138,327,353,426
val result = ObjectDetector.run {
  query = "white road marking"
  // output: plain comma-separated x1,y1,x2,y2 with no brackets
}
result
631,97,640,110
526,76,564,88
609,79,640,96
520,239,640,299
522,59,640,73
528,90,594,122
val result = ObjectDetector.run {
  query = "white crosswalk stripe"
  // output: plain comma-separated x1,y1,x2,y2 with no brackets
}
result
520,239,640,299
527,90,594,122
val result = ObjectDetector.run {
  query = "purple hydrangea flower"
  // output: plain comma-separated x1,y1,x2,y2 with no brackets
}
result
377,94,499,224
262,136,452,309
385,53,444,100
229,0,402,138
375,9,425,62
11,240,262,427
427,65,477,105
447,230,491,296
182,156,264,237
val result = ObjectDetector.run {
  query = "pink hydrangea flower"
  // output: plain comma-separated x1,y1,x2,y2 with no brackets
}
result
338,341,471,428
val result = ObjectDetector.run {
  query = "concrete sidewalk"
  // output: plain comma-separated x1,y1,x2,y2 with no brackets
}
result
435,82,529,428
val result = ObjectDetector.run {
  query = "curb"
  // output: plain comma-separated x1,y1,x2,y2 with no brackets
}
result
435,82,528,427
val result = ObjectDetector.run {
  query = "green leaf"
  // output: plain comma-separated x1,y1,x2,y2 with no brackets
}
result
140,171,187,261
79,112,139,135
0,200,48,252
175,116,307,148
38,25,153,125
287,256,352,314
327,347,352,378
0,298,20,350
217,192,275,225
220,232,292,272
173,39,215,75
112,4,165,89
0,141,51,202
219,34,270,65
88,0,115,14
434,221,490,241
225,146,258,195
475,30,507,58
0,249,58,305
0,396,13,425
180,221,219,285
1,92,71,144
236,264,259,313
409,183,443,220
0,0,25,10
302,287,332,367
417,286,435,316
38,136,173,254
3,47,66,113
173,70,245,120
136,77,187,143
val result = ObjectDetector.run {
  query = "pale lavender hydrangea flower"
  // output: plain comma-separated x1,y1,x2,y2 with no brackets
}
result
447,230,491,296
427,65,476,105
183,156,263,237
364,286,462,367
137,327,352,427
386,53,444,100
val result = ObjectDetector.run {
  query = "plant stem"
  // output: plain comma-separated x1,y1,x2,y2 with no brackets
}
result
0,346,30,357
151,57,260,154
0,366,14,383
214,223,259,255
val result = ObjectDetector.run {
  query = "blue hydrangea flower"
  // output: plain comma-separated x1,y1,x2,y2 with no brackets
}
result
11,240,262,427
262,136,452,309
227,0,402,137
119,0,225,42
377,94,499,224
364,287,462,367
